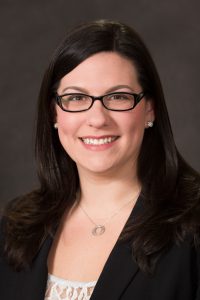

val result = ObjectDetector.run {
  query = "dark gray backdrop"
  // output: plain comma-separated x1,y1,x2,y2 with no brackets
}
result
0,0,200,204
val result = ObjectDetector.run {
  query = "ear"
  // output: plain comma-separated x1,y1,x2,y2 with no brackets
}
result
145,99,155,127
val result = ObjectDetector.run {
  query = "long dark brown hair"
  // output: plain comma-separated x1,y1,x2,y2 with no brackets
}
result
2,20,200,273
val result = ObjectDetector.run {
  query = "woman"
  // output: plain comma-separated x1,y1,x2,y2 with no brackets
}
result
0,20,200,300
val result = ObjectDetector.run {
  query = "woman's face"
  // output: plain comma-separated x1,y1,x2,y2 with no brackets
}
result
55,52,154,177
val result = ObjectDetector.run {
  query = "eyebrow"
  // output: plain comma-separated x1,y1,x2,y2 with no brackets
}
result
61,85,135,94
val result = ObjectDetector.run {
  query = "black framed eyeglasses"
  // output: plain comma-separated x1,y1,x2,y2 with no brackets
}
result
55,91,145,112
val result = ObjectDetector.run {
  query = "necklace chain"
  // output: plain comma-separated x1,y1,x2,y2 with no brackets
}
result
79,191,140,236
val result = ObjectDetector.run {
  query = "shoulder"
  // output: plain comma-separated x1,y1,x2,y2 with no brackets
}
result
149,237,200,291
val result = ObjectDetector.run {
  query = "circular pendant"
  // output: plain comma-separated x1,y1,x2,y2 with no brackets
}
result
92,225,105,236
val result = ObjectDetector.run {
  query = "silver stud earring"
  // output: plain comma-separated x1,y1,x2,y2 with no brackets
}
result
147,121,153,128
54,123,58,129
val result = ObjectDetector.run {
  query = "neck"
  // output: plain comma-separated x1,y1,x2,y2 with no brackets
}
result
76,167,141,216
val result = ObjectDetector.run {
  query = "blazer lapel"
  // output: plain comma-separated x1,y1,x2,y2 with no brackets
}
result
90,239,139,300
91,194,143,300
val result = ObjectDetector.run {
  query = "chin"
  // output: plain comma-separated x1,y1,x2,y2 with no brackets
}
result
77,161,116,175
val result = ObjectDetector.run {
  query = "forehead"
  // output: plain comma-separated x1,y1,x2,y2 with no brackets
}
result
57,52,141,94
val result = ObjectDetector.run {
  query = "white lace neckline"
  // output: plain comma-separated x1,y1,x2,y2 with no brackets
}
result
49,274,97,287
45,273,97,300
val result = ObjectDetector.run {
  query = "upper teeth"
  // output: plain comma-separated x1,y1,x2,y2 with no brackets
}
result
82,137,117,145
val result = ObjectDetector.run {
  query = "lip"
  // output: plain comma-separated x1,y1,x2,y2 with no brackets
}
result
79,135,119,139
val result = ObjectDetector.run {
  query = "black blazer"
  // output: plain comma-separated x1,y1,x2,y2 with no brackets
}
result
0,196,200,300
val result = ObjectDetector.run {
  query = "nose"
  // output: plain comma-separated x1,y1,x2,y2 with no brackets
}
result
86,99,110,128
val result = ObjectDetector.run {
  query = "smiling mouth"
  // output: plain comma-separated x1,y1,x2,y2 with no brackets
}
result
80,136,119,145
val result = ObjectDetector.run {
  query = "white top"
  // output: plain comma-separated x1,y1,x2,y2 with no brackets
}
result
45,274,97,300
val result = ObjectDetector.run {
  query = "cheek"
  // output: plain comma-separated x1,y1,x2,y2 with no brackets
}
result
120,106,146,136
119,107,147,157
56,109,80,135
55,111,81,153
56,121,78,160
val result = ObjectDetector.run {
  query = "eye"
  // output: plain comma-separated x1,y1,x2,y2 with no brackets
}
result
66,94,87,101
107,93,132,101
